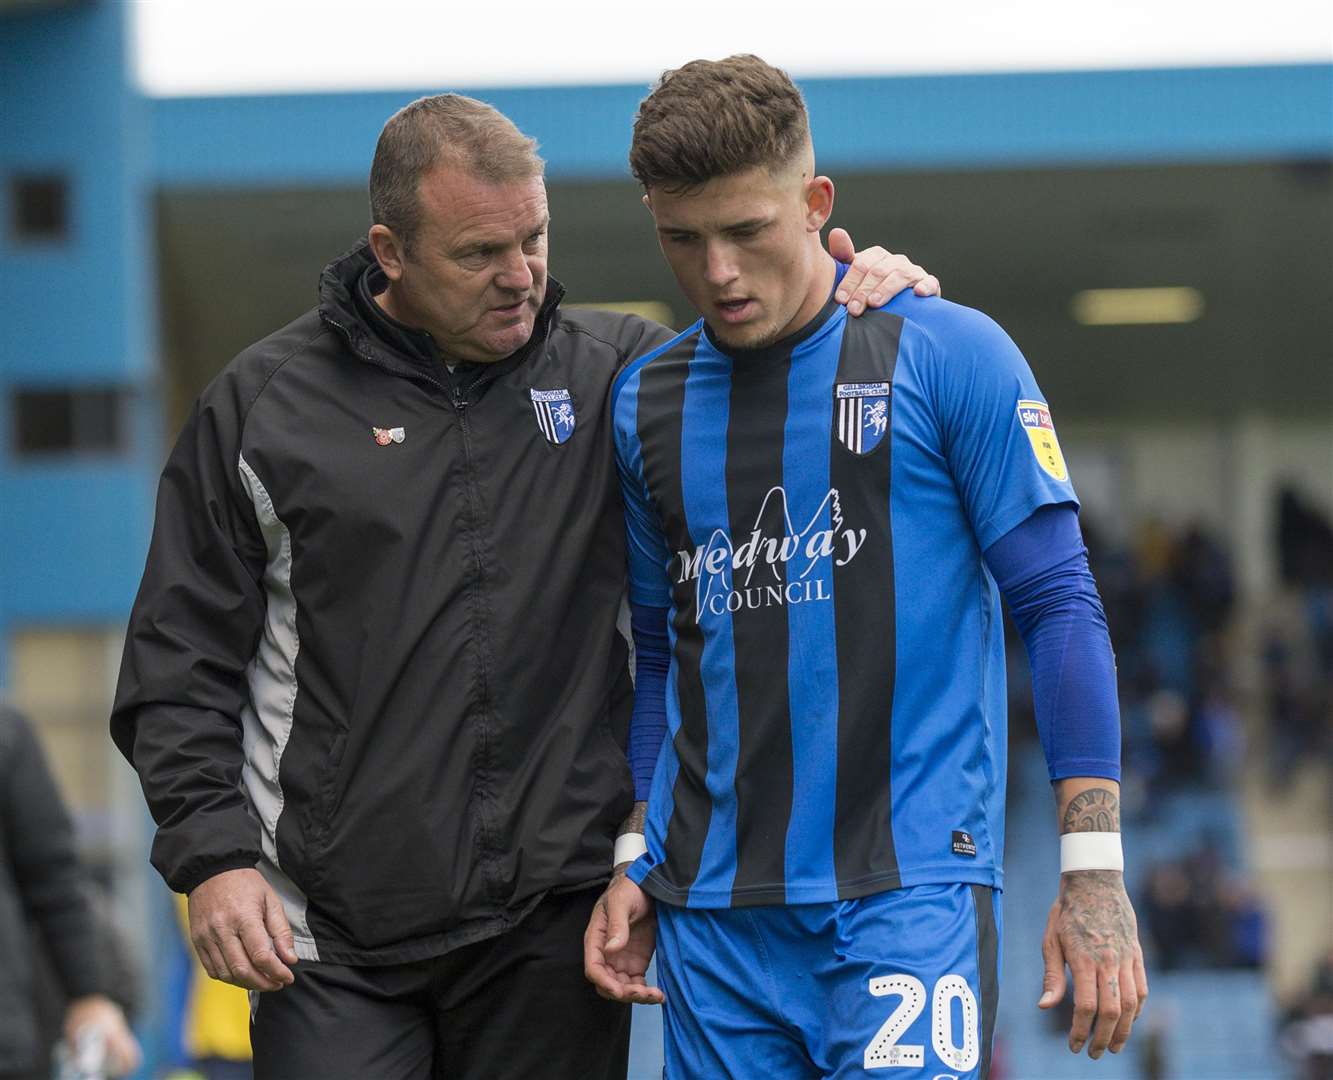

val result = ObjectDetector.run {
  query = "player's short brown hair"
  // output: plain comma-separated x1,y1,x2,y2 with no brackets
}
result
629,55,810,194
369,93,543,252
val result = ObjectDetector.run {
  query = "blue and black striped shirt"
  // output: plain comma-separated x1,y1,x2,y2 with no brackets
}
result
613,285,1078,908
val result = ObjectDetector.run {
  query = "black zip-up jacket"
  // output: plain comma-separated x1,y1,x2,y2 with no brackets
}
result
1,704,107,1071
111,242,673,965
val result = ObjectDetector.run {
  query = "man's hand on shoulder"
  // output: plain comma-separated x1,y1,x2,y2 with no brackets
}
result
188,867,299,992
827,227,941,316
1039,783,1148,1060
583,869,663,1006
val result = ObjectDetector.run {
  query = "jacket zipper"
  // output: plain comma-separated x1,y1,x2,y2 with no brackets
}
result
450,379,505,901
324,313,504,894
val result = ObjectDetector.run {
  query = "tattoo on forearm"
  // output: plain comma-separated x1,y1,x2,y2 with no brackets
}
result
618,801,648,837
1061,788,1120,834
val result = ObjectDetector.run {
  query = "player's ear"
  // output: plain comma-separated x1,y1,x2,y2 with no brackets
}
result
641,191,655,219
804,176,834,233
368,223,406,281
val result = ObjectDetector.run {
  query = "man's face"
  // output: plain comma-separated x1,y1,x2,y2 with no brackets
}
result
646,163,830,350
380,164,549,364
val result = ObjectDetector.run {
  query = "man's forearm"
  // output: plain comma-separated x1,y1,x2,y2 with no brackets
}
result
614,801,648,873
618,801,648,837
1058,778,1120,835
1054,779,1134,956
1056,777,1124,872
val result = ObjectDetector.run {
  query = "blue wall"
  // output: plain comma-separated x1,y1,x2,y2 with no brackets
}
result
0,2,159,682
150,64,1333,187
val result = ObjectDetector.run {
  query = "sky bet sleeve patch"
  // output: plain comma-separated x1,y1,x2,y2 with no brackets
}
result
1016,399,1068,482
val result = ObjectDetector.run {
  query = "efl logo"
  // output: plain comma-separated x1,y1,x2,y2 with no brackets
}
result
1015,398,1068,482
530,388,576,445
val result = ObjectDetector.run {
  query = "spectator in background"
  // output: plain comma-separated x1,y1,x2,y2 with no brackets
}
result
1280,949,1333,1080
1264,487,1333,792
0,704,141,1080
1139,838,1268,973
1278,486,1333,590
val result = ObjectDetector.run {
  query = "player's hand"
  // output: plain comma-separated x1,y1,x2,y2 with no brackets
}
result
188,867,299,991
1038,869,1148,1058
583,871,664,1005
827,227,941,316
64,994,142,1077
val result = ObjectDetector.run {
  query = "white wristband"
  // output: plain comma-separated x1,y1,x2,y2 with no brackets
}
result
1060,832,1124,873
613,832,647,867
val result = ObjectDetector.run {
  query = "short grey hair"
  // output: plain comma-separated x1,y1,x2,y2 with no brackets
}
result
369,93,544,251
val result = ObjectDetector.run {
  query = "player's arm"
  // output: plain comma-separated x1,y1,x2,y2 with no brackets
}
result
585,606,669,1006
619,602,670,851
1045,778,1146,1057
586,607,668,1004
585,379,672,1004
586,604,669,1001
826,227,941,314
982,505,1147,1059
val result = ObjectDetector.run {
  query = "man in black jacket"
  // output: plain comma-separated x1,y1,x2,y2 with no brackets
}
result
1,705,140,1080
110,93,936,1079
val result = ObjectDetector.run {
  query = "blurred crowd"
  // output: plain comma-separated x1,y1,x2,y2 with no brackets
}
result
1009,485,1333,987
1139,837,1268,971
1265,488,1333,795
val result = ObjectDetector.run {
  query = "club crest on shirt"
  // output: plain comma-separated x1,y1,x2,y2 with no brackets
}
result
1016,399,1068,481
530,388,576,445
835,382,891,455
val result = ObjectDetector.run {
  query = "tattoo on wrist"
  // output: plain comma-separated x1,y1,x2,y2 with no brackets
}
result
1061,787,1119,834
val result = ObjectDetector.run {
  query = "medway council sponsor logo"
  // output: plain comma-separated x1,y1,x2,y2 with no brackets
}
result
674,485,868,619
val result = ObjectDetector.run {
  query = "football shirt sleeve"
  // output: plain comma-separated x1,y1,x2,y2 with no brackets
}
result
612,377,673,608
611,369,674,799
984,505,1121,782
924,306,1079,551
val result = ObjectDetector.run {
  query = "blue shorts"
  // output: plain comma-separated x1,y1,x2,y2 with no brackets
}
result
655,883,1001,1079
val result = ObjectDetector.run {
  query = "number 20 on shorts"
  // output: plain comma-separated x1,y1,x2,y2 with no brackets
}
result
864,973,981,1073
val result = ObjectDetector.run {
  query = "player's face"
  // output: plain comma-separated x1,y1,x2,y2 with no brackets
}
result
374,164,549,364
646,162,833,350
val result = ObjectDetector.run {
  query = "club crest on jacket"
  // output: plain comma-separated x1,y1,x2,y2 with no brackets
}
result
530,388,576,445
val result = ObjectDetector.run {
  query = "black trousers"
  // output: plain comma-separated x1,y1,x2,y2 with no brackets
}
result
250,887,629,1080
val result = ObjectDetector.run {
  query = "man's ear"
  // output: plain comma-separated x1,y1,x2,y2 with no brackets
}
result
804,176,835,234
368,223,406,281
641,191,655,219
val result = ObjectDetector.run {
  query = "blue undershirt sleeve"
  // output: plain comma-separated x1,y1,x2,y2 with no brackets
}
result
983,504,1121,782
628,601,671,802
